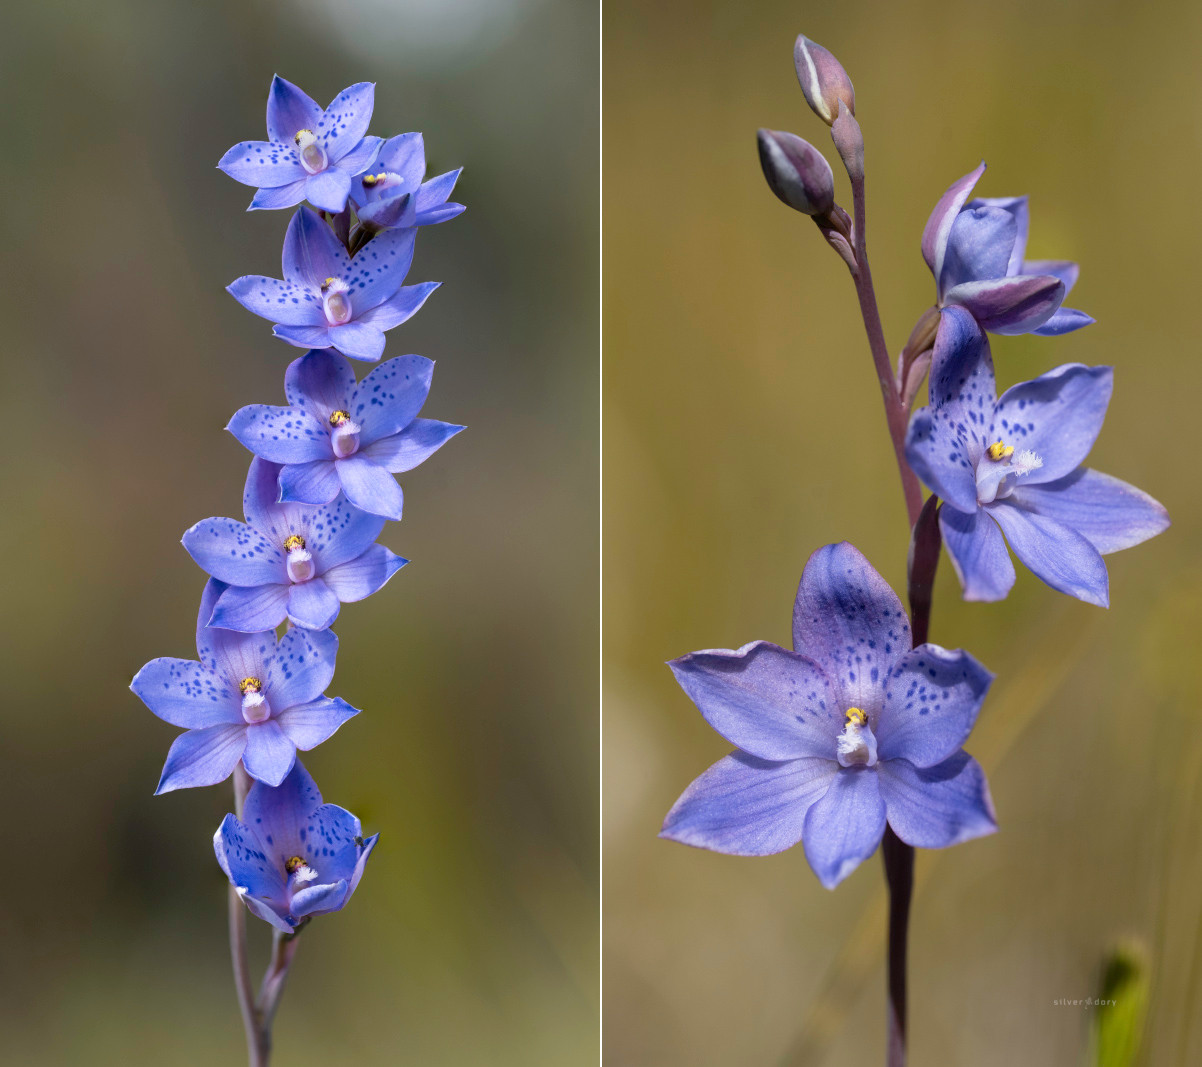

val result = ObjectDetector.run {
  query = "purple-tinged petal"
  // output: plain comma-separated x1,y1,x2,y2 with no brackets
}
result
210,583,290,633
320,544,407,603
249,179,308,212
332,135,382,176
348,833,379,894
132,658,241,728
241,458,307,541
276,696,360,750
416,200,466,226
303,168,353,213
928,306,995,422
286,578,342,630
307,496,385,570
877,753,996,849
240,889,295,932
877,646,992,768
348,354,434,443
801,767,886,889
1031,307,1094,336
356,283,440,331
284,349,356,420
660,752,837,856
361,419,464,473
227,404,332,464
378,133,427,184
922,163,985,286
281,207,351,289
1023,258,1079,294
278,460,341,506
336,454,404,520
214,813,287,901
989,500,1109,606
791,542,911,712
218,141,305,188
227,276,325,327
971,195,1028,274
415,168,463,213
939,204,1017,295
319,82,375,162
905,407,979,515
989,364,1112,484
265,627,338,709
266,76,324,144
155,724,247,794
291,880,350,918
305,803,364,882
195,579,277,680
274,323,333,349
328,322,386,362
182,517,286,586
242,720,297,787
344,226,416,311
944,274,1065,335
669,642,840,761
242,759,323,852
356,193,416,232
939,505,1016,602
1010,468,1169,554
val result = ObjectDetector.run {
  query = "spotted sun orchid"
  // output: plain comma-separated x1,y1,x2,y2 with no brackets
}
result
215,759,378,933
350,132,465,233
922,162,1094,337
906,307,1170,606
661,542,996,889
133,579,357,793
227,206,438,362
181,457,407,632
218,76,383,213
226,350,461,522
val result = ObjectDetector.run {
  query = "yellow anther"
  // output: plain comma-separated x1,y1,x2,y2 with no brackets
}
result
329,410,350,427
283,534,306,551
987,441,1015,461
238,677,262,695
361,172,388,187
320,276,338,292
285,856,307,874
293,128,315,146
845,707,867,727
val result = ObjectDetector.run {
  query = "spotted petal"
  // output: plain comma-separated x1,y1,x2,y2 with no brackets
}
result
319,82,375,162
344,226,416,312
131,658,241,728
281,206,351,290
242,759,324,855
227,276,324,327
227,404,332,465
266,76,324,145
349,354,435,444
194,579,278,681
285,349,356,421
264,626,338,709
218,140,305,188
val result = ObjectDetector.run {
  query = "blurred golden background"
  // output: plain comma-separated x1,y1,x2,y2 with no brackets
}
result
0,0,597,1063
603,1,1200,1064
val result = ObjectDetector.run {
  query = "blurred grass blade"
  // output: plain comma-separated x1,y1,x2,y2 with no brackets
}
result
1089,944,1149,1067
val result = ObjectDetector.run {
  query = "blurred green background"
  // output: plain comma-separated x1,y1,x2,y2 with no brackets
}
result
0,0,597,1063
603,1,1200,1064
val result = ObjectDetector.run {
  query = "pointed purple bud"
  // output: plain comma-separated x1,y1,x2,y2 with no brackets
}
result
830,102,863,182
757,129,835,216
794,35,855,126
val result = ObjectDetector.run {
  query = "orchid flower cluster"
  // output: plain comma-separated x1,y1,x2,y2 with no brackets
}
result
130,76,463,1060
661,34,1168,1061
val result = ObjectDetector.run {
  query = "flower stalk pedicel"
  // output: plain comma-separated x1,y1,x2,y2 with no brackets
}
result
132,76,464,1065
661,33,1168,1067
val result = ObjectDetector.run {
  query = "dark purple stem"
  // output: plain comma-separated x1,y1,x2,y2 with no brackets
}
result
255,927,303,1053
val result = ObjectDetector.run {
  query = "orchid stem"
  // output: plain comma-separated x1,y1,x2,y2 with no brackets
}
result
256,927,302,1050
229,762,269,1066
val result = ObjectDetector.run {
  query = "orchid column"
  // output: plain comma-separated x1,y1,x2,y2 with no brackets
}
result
131,76,464,1066
659,34,1168,1067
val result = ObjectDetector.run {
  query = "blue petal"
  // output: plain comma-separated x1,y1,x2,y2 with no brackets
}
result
305,801,364,882
361,419,464,473
939,504,1016,602
286,578,341,630
281,207,350,289
989,364,1112,484
265,627,338,709
285,348,356,420
669,641,840,761
319,82,375,162
332,135,382,177
218,140,305,188
1010,468,1170,554
377,132,427,184
290,879,350,918
660,752,837,856
1022,258,1078,294
790,542,911,712
227,276,325,327
1030,307,1094,336
278,459,341,506
348,832,379,894
415,169,463,214
972,195,1029,273
274,323,333,349
265,75,324,144
938,204,1016,295
877,646,992,768
182,516,286,586
989,501,1110,606
336,454,403,520
877,752,996,849
328,321,386,362
131,657,240,728
348,354,435,444
240,889,296,932
277,697,360,751
194,578,278,679
944,274,1064,335
357,283,440,332
356,192,416,231
155,723,247,794
242,719,297,787
320,544,407,603
904,407,979,514
242,457,311,541
416,199,466,226
922,163,985,286
249,179,308,212
307,495,386,570
242,758,324,854
928,306,996,419
304,168,353,213
210,582,290,632
344,226,416,312
801,767,886,889
214,812,287,901
227,404,332,464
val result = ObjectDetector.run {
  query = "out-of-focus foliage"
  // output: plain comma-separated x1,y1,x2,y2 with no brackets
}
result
603,1,1200,1064
0,0,597,1063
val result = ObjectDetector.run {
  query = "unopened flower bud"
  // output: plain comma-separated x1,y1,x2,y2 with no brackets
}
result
757,129,835,216
793,35,855,126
